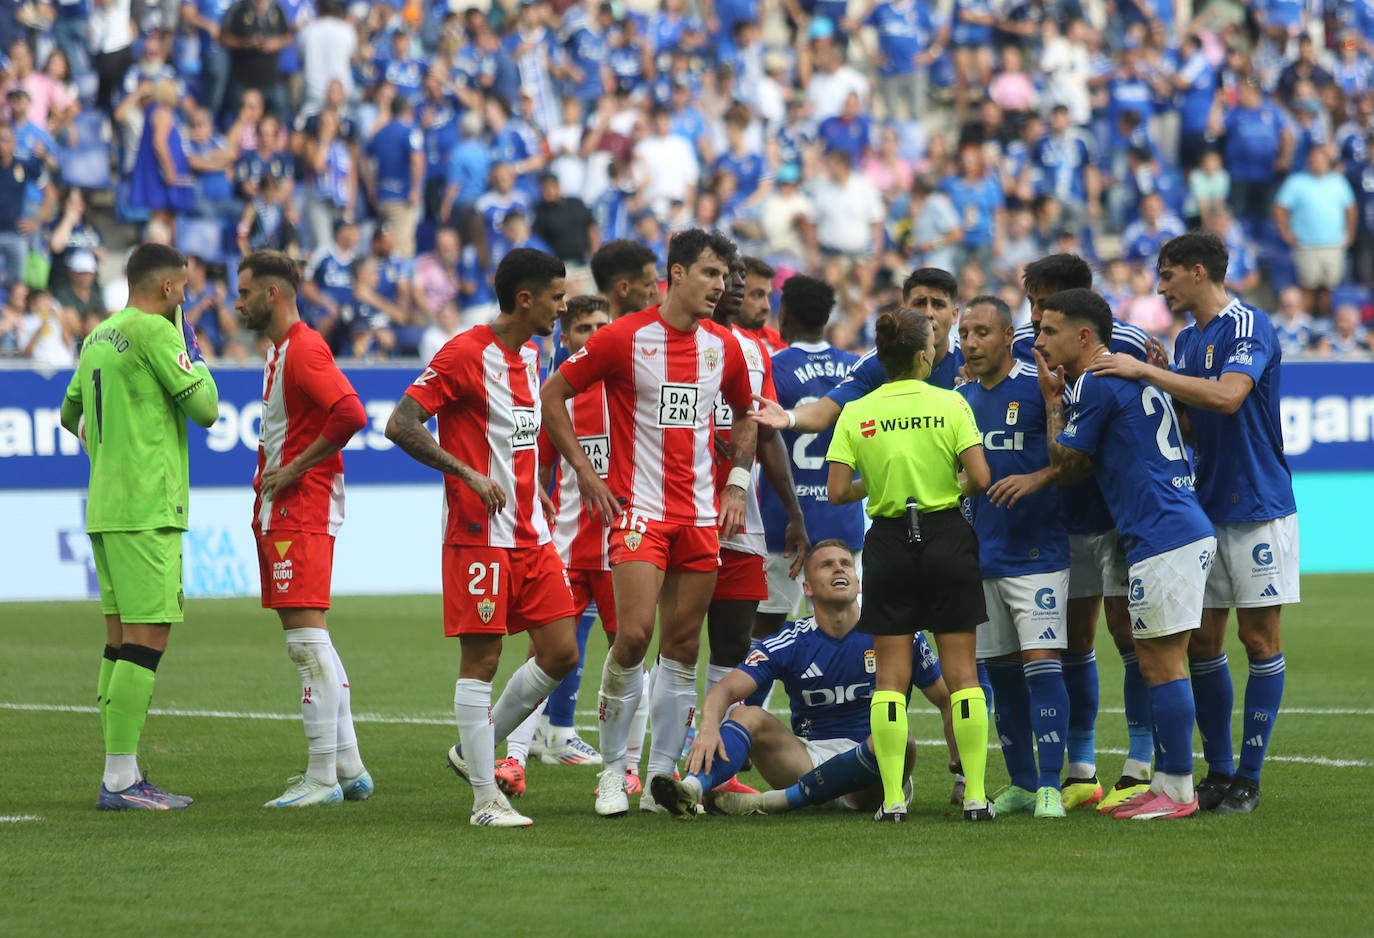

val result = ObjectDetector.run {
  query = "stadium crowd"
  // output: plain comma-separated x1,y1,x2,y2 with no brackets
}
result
2,0,1373,369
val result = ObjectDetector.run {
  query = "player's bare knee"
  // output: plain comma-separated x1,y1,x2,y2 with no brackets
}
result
727,704,769,734
1237,614,1281,660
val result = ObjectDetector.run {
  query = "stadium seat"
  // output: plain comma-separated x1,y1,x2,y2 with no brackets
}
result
176,217,228,266
60,111,114,191
114,180,150,225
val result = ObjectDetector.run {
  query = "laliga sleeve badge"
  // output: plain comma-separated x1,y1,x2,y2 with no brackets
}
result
1005,401,1019,426
624,531,643,552
177,350,193,372
476,598,496,623
864,649,877,674
1205,344,1214,369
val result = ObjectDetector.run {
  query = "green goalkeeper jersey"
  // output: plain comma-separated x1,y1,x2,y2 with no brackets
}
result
61,307,220,534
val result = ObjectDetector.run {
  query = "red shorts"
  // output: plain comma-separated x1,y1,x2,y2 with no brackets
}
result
442,541,577,637
607,517,720,573
569,568,617,633
257,532,333,609
713,548,768,601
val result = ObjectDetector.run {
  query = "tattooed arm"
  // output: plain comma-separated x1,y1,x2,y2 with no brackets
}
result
385,395,507,514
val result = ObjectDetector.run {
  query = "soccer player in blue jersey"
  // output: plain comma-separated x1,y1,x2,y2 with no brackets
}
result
749,267,964,435
1037,288,1216,820
650,540,932,818
959,295,1072,819
1013,254,1157,811
1089,232,1298,814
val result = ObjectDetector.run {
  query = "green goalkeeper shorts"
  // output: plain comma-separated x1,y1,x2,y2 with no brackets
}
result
90,529,185,624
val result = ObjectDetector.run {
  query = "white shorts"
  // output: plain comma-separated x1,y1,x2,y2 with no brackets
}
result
1203,515,1300,609
1068,530,1129,600
1126,536,1217,640
976,570,1071,659
760,548,862,616
802,736,864,770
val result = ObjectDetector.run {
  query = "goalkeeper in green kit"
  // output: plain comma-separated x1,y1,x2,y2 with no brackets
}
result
59,243,220,810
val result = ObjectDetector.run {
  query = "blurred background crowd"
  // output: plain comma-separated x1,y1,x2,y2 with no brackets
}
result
0,0,1372,368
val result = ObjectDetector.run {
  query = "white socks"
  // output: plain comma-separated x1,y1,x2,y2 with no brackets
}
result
597,654,646,775
455,678,498,805
286,628,341,784
328,643,364,779
103,754,140,792
506,700,546,765
626,668,650,771
491,659,559,744
705,663,733,696
647,657,697,782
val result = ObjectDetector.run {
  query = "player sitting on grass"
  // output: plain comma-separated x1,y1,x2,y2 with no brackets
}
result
651,540,925,818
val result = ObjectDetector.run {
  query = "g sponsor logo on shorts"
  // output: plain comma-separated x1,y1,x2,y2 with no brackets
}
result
1252,542,1274,567
1128,577,1145,603
1034,587,1057,611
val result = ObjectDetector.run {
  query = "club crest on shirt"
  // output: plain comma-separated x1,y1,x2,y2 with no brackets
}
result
1005,401,1019,426
703,348,720,372
476,598,496,623
863,649,876,674
742,342,762,371
1205,344,1215,369
624,531,643,552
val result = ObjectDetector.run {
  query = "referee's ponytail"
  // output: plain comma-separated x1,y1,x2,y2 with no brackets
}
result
875,307,934,379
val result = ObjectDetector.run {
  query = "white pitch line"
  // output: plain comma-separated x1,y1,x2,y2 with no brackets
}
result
4,702,1368,768
0,816,43,823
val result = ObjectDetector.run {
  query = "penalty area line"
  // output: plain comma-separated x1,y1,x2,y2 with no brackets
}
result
3,702,1367,769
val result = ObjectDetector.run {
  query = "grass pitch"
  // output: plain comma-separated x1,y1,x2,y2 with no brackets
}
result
3,575,1373,936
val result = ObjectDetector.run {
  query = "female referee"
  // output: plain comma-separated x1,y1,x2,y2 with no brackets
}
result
825,307,994,822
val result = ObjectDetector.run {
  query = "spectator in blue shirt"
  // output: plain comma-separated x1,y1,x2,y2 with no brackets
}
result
817,91,872,166
1121,191,1186,269
485,93,546,201
1275,144,1358,317
1214,77,1293,230
442,110,491,229
181,0,237,120
862,0,939,122
942,140,1004,269
560,1,613,105
1033,104,1100,227
1172,33,1218,170
364,94,425,258
417,68,461,221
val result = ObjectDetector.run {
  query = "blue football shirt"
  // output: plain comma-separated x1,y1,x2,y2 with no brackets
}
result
959,362,1069,577
1171,300,1296,523
761,341,864,551
827,341,964,409
1058,371,1215,564
738,620,941,742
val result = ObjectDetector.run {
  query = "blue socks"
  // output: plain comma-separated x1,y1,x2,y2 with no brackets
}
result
1062,650,1099,771
977,660,994,713
986,659,1036,791
545,608,596,729
687,719,752,794
1120,650,1155,768
1191,653,1235,776
1149,678,1196,778
786,741,883,809
1237,654,1285,785
1025,658,1070,790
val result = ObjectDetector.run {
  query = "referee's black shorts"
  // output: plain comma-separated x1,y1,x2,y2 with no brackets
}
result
858,510,986,636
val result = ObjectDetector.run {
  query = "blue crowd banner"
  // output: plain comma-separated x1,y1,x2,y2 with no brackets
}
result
2,359,1372,489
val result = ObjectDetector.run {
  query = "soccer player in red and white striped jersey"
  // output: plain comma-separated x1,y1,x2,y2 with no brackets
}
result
542,229,758,817
238,250,373,810
706,258,808,703
386,248,580,829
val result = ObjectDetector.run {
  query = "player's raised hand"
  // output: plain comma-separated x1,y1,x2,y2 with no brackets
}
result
987,472,1044,509
1033,347,1066,402
1147,335,1170,370
1086,351,1147,381
576,466,622,524
463,470,507,515
718,484,747,540
746,393,789,430
685,720,728,776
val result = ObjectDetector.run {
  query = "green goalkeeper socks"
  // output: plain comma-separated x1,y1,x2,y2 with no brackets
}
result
870,690,909,810
104,645,162,757
96,645,119,738
950,686,990,805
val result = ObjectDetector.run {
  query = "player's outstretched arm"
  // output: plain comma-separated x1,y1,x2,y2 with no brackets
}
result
385,395,507,514
686,668,761,777
748,393,841,434
1086,354,1254,415
539,370,620,523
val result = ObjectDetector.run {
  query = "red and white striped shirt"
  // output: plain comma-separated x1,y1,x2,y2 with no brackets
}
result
405,324,550,548
543,381,611,571
254,321,355,535
558,306,753,527
714,324,776,556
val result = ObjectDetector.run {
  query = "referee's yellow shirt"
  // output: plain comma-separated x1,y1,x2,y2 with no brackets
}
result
827,378,982,518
